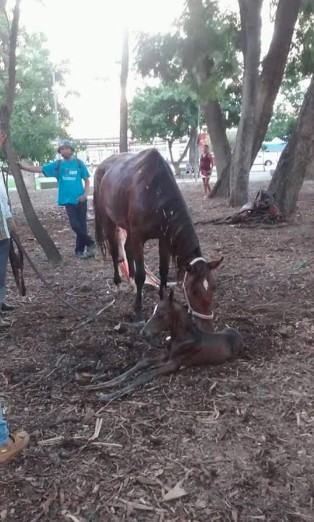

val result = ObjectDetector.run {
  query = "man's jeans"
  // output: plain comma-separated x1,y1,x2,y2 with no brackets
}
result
65,201,94,254
0,238,10,308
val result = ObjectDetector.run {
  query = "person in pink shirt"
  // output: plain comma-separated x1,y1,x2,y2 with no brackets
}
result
199,144,213,198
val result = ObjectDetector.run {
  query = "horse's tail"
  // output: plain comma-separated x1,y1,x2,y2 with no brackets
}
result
93,164,107,258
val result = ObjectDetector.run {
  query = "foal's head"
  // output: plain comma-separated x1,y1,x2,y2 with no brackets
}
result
183,257,223,332
141,288,187,340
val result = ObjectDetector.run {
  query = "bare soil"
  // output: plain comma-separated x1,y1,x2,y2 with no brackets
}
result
1,182,314,522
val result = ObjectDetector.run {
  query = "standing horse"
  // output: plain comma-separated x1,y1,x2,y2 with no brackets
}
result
94,149,223,330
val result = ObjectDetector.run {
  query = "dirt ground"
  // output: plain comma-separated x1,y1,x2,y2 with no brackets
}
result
1,181,314,522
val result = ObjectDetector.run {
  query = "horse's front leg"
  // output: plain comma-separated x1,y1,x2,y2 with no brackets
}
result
159,236,170,297
131,234,145,322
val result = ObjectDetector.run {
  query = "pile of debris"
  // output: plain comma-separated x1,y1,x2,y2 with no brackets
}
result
211,190,283,227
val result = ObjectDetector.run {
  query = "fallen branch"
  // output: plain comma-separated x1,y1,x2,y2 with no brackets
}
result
74,299,116,330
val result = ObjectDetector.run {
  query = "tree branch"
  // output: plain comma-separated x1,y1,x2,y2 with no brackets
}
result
6,0,21,117
167,139,175,165
178,134,192,164
251,0,302,161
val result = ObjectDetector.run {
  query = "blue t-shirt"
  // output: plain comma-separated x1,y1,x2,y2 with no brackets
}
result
42,159,90,205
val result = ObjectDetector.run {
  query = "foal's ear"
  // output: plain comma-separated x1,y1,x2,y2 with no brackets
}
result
169,288,175,304
207,256,224,270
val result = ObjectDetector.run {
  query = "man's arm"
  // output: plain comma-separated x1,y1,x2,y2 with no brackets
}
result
78,177,90,202
17,162,43,174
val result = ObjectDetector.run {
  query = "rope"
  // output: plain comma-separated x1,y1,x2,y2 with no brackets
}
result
11,231,81,315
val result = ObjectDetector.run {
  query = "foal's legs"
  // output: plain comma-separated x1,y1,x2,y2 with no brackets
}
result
159,236,170,295
131,233,146,322
86,359,153,390
97,358,181,402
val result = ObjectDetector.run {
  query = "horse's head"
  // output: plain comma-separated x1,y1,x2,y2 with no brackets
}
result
183,256,223,332
141,288,181,339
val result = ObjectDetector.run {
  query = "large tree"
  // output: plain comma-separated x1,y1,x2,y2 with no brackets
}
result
213,0,302,202
266,1,314,215
268,72,314,216
119,28,129,153
135,0,302,204
129,84,198,175
0,0,61,263
135,1,241,180
229,0,263,206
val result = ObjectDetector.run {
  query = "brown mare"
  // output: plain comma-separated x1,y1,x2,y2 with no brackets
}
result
89,289,244,402
94,149,223,329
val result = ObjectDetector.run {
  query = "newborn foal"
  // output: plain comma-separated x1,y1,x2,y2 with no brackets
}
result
96,290,243,402
142,288,244,367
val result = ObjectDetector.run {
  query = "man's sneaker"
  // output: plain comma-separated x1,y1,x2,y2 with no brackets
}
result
76,252,86,260
0,315,10,328
84,244,96,258
1,303,15,312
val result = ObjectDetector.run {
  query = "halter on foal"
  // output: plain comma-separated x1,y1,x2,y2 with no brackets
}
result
94,149,222,330
95,289,243,403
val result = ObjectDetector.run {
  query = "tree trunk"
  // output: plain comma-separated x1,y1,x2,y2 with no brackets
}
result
203,100,232,197
268,73,314,217
119,29,129,153
3,131,61,263
0,0,61,263
188,126,198,175
229,0,263,207
251,0,301,163
168,136,192,177
305,158,314,180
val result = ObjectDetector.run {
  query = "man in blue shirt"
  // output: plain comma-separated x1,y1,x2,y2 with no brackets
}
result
19,140,95,259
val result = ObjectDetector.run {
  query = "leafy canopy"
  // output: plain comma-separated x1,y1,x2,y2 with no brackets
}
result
129,84,198,144
135,0,241,127
1,30,71,162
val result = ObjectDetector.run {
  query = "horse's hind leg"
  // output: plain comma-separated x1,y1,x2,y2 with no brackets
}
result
125,234,136,292
106,220,121,287
97,359,180,402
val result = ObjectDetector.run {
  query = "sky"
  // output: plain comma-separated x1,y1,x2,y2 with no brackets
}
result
20,0,274,139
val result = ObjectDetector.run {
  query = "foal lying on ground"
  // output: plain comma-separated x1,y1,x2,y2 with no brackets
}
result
91,289,244,402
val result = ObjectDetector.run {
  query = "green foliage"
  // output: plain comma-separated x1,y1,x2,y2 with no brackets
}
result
1,31,72,162
129,84,198,144
286,0,314,81
135,0,242,127
265,106,296,141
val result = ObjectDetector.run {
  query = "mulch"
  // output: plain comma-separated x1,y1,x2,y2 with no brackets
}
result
1,181,314,521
